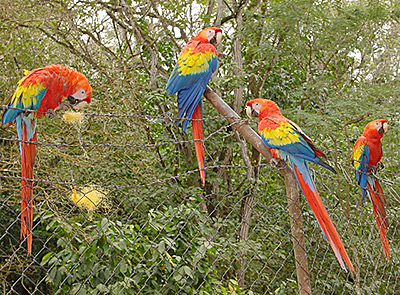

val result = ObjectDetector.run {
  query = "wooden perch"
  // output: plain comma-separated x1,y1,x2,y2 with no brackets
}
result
203,87,312,295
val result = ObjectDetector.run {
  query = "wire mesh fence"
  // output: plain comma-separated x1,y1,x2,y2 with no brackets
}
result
0,104,399,295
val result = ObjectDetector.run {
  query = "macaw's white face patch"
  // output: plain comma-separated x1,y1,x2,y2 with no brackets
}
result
72,88,88,101
207,29,215,42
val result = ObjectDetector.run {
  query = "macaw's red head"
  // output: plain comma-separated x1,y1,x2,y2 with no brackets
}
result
42,64,92,110
362,119,388,139
193,27,222,46
66,70,92,110
245,98,282,119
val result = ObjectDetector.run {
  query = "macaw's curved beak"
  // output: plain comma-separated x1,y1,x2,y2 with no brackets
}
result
246,106,259,118
67,95,80,105
378,122,388,134
67,96,88,110
210,36,217,45
210,31,222,46
216,31,222,44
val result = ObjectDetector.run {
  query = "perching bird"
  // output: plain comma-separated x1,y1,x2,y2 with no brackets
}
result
2,64,92,254
246,98,354,272
166,27,222,185
352,119,390,259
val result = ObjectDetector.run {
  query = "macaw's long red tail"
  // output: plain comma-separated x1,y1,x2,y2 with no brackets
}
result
367,179,390,259
192,103,205,186
290,158,355,272
20,124,36,254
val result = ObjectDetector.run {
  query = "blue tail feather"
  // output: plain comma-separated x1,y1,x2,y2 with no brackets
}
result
288,156,317,192
16,116,37,154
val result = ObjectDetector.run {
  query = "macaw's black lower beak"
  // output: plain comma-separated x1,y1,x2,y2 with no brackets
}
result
67,95,80,105
378,126,385,134
210,36,217,45
245,106,259,118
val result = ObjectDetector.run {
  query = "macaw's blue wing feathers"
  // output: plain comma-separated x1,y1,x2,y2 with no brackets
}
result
2,98,24,124
166,69,201,95
166,47,217,132
2,87,47,125
176,75,211,131
356,145,369,201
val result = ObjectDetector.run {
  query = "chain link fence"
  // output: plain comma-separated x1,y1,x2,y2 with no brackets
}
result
0,103,399,295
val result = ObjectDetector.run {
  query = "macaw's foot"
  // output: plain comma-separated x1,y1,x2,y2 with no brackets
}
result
45,109,57,119
270,157,279,167
376,162,384,170
269,158,285,170
370,162,384,174
58,100,73,110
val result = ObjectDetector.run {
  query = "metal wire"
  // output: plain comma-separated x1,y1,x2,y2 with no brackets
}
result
0,108,398,295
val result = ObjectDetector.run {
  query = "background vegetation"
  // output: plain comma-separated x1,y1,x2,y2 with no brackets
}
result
0,0,399,294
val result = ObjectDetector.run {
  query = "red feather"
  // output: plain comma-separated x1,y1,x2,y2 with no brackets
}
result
293,165,355,273
367,179,390,259
192,104,205,186
21,65,92,118
20,123,36,254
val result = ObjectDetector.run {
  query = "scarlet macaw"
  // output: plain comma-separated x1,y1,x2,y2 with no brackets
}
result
2,64,92,254
166,27,222,185
246,98,354,272
352,119,390,259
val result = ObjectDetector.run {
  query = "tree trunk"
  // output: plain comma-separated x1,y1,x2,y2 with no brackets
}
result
231,2,255,287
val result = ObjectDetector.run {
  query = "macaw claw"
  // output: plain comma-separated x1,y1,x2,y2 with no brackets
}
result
269,157,285,170
45,109,57,119
58,100,74,111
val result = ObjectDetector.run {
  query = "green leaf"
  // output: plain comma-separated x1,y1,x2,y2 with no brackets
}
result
41,252,54,266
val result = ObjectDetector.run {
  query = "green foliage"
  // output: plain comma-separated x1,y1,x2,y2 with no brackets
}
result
0,0,399,294
40,201,229,294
